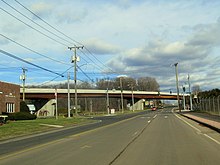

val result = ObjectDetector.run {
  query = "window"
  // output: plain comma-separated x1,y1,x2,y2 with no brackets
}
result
6,103,15,113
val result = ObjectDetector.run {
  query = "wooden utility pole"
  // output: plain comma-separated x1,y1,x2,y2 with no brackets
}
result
68,46,83,116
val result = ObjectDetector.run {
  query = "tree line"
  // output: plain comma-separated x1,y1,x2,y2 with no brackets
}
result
28,76,160,92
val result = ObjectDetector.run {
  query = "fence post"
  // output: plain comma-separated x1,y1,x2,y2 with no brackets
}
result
218,95,220,116
213,96,215,114
209,97,211,113
202,98,205,111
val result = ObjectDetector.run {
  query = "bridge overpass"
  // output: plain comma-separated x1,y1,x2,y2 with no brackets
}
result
21,88,183,100
20,88,187,117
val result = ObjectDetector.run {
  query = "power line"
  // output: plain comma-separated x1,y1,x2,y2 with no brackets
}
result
77,65,94,82
3,1,120,79
83,47,115,73
79,49,104,71
0,49,64,77
39,66,73,86
13,0,118,74
14,0,83,46
0,34,70,66
1,0,73,46
0,6,68,47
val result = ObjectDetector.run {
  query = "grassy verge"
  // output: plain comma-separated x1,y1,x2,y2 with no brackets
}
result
0,117,94,141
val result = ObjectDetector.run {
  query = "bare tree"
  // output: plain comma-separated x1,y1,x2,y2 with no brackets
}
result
137,77,160,91
192,84,201,95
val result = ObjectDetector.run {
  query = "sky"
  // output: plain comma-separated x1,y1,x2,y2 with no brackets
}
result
0,0,220,92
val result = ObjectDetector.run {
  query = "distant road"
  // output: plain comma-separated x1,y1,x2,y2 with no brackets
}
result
1,108,220,165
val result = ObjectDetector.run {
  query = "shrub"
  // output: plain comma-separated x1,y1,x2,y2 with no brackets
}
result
7,112,36,120
20,101,30,113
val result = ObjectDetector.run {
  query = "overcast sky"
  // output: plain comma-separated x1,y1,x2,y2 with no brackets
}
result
1,0,220,92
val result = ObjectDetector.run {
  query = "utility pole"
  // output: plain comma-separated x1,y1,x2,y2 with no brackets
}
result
55,88,58,119
67,72,71,118
106,88,110,115
90,99,93,114
174,63,181,113
68,46,84,116
188,74,193,111
20,68,27,101
131,86,134,112
120,77,124,113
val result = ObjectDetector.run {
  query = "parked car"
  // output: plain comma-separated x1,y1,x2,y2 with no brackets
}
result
151,107,157,111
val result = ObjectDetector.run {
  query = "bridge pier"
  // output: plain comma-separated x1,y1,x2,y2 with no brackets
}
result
36,99,56,117
130,99,145,110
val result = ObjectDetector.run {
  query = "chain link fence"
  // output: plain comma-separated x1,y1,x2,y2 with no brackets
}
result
196,97,220,116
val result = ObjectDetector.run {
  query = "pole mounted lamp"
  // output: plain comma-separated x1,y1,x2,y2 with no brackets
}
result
174,63,181,113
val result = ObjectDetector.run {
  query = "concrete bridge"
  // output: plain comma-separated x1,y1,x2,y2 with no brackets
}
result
21,88,181,100
20,88,186,117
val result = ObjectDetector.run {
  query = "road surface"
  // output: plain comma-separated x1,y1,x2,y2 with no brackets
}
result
0,108,220,165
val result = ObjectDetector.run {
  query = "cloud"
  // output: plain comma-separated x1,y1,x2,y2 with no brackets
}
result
187,21,220,47
30,2,53,18
106,17,220,90
84,38,121,55
56,7,88,23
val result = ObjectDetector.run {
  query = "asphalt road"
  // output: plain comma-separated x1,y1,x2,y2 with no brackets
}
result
0,108,220,165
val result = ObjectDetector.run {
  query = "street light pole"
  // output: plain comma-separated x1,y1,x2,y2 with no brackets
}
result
174,63,181,113
68,46,84,116
182,85,186,110
188,74,193,111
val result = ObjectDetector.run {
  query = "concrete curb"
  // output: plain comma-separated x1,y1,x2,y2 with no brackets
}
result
181,113,220,133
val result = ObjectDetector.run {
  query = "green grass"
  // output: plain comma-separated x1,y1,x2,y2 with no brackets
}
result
0,117,94,141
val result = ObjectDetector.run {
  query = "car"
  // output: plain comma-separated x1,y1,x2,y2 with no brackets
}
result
151,107,157,111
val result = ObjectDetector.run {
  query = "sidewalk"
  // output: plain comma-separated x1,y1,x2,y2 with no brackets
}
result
181,111,220,133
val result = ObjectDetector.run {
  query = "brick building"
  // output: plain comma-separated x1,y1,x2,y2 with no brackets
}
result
0,81,20,114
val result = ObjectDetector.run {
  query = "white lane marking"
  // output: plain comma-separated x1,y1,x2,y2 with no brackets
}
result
132,131,138,136
80,145,92,149
164,116,168,119
153,114,157,119
174,113,201,133
148,120,151,123
174,112,220,145
40,124,64,128
204,134,220,145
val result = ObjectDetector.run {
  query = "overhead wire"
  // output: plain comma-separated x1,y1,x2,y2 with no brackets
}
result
13,0,118,75
77,65,94,82
1,0,73,46
0,6,68,47
0,34,71,66
39,66,73,86
0,49,64,77
2,0,120,82
14,0,83,46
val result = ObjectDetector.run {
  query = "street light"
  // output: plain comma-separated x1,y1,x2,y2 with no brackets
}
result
173,63,181,113
182,85,186,110
187,74,193,111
